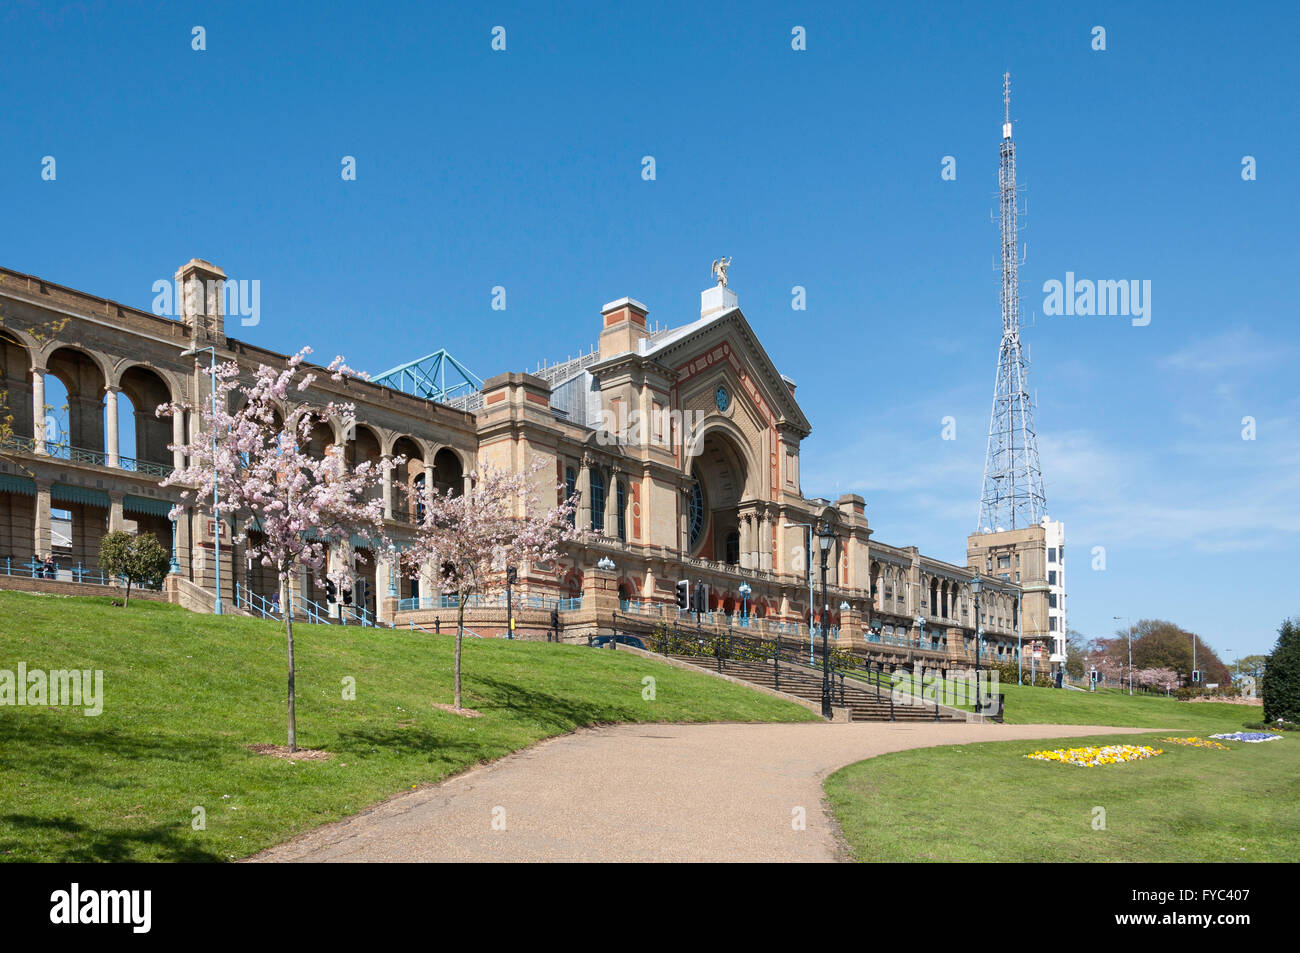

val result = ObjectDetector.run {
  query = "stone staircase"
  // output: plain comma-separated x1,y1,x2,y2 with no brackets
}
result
663,653,966,723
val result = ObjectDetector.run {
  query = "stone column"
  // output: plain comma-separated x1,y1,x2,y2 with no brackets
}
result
376,551,394,623
32,370,46,454
382,460,393,519
759,511,773,571
176,508,192,576
172,410,186,470
578,456,592,531
419,561,438,605
109,491,125,533
422,460,435,523
738,514,752,570
604,468,618,537
105,387,120,467
839,605,865,650
33,479,52,558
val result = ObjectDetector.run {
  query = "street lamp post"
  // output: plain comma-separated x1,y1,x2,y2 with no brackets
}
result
783,522,816,665
970,575,983,713
169,518,180,575
1015,592,1023,686
817,522,836,719
181,345,222,615
738,580,751,626
505,565,518,640
1113,615,1132,695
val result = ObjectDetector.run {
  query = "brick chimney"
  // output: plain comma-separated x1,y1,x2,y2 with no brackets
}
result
598,297,649,360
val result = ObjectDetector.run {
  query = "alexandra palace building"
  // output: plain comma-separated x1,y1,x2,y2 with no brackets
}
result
0,258,1061,672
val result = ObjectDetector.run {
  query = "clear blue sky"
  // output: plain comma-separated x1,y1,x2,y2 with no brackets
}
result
4,1,1297,661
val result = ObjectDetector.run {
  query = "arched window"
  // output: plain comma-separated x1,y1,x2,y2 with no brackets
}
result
688,478,706,548
589,469,605,533
616,480,627,541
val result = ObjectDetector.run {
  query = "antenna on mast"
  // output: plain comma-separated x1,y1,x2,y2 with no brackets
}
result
1002,71,1013,139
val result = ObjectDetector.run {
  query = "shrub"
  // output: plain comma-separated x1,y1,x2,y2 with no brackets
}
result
98,531,170,607
1262,618,1300,724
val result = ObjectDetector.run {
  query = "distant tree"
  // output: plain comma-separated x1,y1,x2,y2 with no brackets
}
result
1235,653,1269,681
1094,652,1129,690
98,531,169,607
401,460,578,710
1064,629,1088,678
1134,666,1179,694
1262,618,1300,724
1100,619,1228,687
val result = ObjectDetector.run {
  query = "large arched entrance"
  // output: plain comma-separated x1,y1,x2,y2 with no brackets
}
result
684,426,752,564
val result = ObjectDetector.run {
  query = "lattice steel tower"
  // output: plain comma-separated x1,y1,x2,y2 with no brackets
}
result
977,73,1046,532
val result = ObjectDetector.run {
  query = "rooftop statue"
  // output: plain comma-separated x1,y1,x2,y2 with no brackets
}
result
711,257,731,288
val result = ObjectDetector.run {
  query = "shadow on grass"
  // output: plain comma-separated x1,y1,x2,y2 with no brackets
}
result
0,718,228,786
468,674,638,730
1,813,224,862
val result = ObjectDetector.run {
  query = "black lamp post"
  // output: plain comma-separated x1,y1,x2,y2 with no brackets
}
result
817,522,836,718
970,575,983,713
505,566,518,640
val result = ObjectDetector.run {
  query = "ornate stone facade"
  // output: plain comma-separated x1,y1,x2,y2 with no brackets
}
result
0,259,1032,668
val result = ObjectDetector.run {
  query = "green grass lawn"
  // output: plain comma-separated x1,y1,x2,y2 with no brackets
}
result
826,730,1297,862
827,680,1292,862
888,673,1253,732
0,591,816,861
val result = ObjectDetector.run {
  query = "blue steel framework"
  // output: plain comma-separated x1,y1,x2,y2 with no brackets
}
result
371,348,484,403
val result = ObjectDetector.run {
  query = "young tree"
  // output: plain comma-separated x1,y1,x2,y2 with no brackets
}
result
161,347,392,751
1262,618,1300,724
98,530,170,607
1133,666,1179,695
1064,628,1088,678
401,460,578,709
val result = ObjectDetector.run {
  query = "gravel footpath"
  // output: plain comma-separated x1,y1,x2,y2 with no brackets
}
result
250,721,1153,863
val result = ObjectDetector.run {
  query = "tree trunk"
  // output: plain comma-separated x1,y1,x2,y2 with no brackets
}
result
454,590,466,709
123,578,132,608
282,573,297,752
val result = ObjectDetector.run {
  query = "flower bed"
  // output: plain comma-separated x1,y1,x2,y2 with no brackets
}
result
1158,736,1230,750
1024,744,1162,767
1209,731,1282,744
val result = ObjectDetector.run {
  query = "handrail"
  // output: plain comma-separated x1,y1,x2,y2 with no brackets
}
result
1,557,146,589
236,583,281,620
397,592,583,613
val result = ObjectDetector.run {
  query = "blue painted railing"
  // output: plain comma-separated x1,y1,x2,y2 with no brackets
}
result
397,592,583,613
2,557,154,589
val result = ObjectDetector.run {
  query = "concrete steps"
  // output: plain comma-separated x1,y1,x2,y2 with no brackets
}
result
662,653,965,722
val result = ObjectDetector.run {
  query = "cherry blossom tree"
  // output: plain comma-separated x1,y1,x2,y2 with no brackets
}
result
1134,666,1180,694
401,460,579,709
160,347,395,751
1094,653,1129,689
